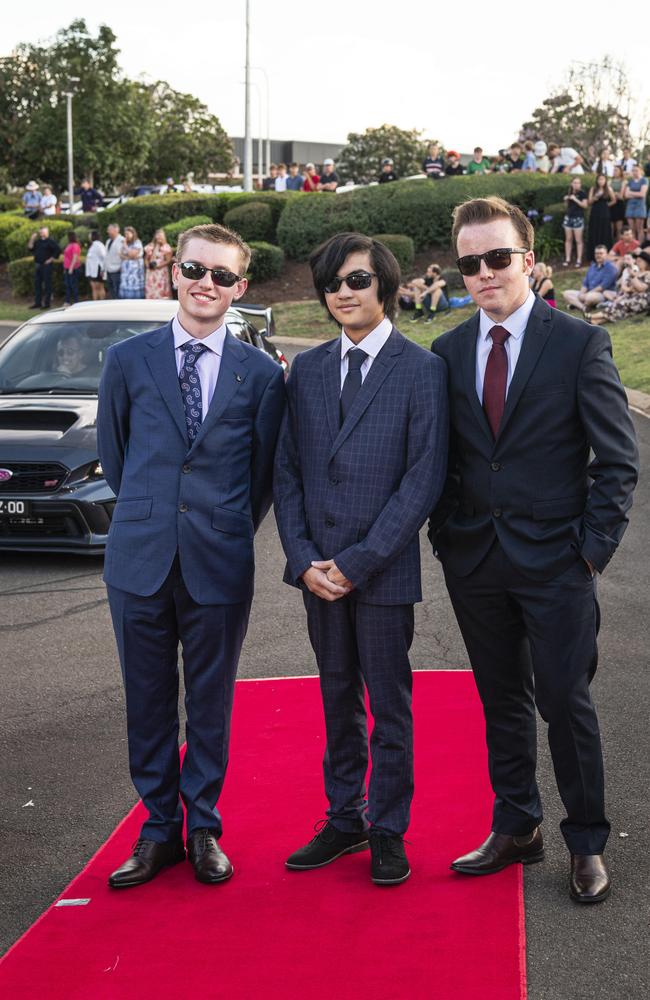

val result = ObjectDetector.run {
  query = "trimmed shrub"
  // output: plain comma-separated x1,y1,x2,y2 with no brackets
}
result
5,219,73,261
164,215,214,249
248,241,284,282
223,202,274,243
8,256,90,299
0,194,21,213
99,194,226,242
277,174,590,259
371,234,414,273
0,212,30,260
439,267,467,291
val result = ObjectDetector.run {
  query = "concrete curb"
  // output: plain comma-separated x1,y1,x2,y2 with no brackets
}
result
626,387,650,417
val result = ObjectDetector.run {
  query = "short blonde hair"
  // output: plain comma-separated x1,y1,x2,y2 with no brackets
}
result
451,196,534,254
176,222,252,272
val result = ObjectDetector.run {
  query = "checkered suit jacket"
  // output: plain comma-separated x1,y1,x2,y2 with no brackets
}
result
273,326,448,605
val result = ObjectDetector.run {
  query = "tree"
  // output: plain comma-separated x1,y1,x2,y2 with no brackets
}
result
519,56,648,158
336,124,428,184
0,19,233,191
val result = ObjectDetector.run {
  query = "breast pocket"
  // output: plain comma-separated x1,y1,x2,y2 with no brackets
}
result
520,382,568,400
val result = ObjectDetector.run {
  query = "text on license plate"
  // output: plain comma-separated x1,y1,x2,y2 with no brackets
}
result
0,499,32,516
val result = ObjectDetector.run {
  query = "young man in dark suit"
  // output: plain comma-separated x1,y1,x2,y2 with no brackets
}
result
429,197,639,903
98,224,285,889
274,234,448,885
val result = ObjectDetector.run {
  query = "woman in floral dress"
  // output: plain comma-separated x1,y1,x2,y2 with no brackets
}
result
144,229,173,299
118,226,145,299
590,252,650,324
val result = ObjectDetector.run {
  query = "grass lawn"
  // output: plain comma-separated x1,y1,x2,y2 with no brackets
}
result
271,268,650,394
0,301,34,323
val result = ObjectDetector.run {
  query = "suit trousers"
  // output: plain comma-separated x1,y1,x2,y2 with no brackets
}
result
106,270,121,299
303,592,415,836
107,556,251,843
442,540,609,855
34,262,53,306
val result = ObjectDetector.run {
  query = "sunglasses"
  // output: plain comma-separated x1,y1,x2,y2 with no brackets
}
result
456,248,529,277
178,261,243,287
323,270,377,294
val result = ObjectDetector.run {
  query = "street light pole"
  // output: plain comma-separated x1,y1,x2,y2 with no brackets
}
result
63,77,79,215
243,0,253,192
252,66,270,177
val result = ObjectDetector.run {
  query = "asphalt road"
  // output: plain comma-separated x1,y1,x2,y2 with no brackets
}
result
0,339,648,1000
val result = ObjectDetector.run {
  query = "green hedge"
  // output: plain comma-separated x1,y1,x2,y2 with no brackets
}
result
372,234,414,273
0,195,21,213
0,212,30,260
224,202,274,243
8,256,90,299
248,241,284,282
5,219,75,262
277,174,594,259
164,215,214,248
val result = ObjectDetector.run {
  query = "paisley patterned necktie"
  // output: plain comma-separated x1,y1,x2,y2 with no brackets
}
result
179,341,208,442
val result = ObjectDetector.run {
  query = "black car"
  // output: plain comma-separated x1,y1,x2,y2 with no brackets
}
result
0,300,288,553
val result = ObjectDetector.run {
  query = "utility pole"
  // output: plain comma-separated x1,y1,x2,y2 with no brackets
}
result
243,0,253,192
63,77,80,214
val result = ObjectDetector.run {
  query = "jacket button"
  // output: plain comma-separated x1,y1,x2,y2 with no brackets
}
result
493,508,502,518
179,503,189,513
325,517,335,527
182,464,191,474
329,477,340,486
491,462,501,472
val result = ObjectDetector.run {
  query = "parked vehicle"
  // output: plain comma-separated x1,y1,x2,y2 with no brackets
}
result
0,300,287,553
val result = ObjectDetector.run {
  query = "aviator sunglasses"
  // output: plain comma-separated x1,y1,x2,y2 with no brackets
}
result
323,270,377,294
178,260,243,287
456,248,529,277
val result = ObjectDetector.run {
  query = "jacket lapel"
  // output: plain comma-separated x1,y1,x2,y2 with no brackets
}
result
189,328,249,452
459,314,494,446
322,340,343,444
497,298,553,440
328,327,404,460
144,323,187,443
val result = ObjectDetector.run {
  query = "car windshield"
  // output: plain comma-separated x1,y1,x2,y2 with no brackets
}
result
0,321,165,394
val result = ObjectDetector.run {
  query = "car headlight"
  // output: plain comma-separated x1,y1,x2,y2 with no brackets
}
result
88,461,103,479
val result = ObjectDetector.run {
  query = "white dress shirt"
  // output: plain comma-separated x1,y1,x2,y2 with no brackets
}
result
173,315,227,417
340,316,393,390
475,290,536,403
104,234,125,274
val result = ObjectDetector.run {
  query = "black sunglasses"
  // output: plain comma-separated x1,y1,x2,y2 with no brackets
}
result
323,270,377,294
456,248,529,277
178,261,243,287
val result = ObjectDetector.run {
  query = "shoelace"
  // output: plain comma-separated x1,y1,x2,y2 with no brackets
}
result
193,829,218,853
131,838,152,858
370,834,409,865
310,818,335,844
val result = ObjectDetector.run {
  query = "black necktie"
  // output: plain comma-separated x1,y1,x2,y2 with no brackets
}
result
340,348,367,424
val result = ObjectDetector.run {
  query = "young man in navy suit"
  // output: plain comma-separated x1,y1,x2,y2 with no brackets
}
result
98,224,285,888
274,234,448,885
429,197,638,903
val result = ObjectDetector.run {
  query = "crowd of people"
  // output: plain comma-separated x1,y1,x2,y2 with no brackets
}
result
562,233,650,324
25,222,175,310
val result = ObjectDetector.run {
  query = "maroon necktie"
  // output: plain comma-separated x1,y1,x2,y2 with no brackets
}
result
483,325,510,438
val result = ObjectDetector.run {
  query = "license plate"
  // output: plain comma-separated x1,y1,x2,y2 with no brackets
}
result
0,499,33,517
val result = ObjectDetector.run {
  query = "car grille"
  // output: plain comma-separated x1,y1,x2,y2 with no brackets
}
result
0,462,68,493
0,511,83,539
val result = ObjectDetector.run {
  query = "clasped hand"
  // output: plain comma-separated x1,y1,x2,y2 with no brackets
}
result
302,559,354,602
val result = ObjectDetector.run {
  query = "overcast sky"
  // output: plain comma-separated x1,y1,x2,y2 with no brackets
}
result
4,2,649,153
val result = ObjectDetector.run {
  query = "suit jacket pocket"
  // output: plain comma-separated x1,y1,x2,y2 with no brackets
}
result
211,506,254,538
113,497,153,522
532,496,585,520
520,382,567,399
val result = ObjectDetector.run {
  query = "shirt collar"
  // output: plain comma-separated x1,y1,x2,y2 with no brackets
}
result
172,314,227,355
479,289,536,343
340,316,392,361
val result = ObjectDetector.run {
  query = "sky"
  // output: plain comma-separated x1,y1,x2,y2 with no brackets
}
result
4,2,649,153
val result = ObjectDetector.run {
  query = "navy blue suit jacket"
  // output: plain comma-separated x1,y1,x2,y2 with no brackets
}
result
429,297,639,580
274,327,449,605
97,322,286,604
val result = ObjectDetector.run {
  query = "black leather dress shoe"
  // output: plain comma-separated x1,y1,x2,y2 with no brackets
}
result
286,820,369,870
187,828,233,884
451,827,544,875
108,837,185,889
369,831,411,885
570,854,611,903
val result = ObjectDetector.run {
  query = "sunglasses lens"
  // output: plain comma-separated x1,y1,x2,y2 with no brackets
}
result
211,269,238,287
180,262,206,280
457,256,480,276
346,272,373,290
485,250,512,270
323,277,342,294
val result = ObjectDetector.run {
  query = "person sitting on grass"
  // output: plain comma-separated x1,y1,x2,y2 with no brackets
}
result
562,245,618,313
589,251,650,324
609,226,641,270
531,262,555,307
408,264,448,321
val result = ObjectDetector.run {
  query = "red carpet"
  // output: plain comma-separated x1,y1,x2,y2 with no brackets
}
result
0,672,526,999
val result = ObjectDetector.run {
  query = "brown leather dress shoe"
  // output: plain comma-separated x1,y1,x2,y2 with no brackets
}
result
570,854,611,903
451,827,544,874
108,837,185,888
187,828,234,884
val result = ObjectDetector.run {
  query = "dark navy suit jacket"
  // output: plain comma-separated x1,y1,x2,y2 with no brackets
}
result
274,327,449,605
429,297,639,580
97,322,286,604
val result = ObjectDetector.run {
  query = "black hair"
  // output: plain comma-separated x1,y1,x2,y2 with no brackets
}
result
67,230,78,242
90,229,100,242
309,232,401,321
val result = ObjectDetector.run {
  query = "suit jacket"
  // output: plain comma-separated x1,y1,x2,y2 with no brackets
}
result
429,297,639,581
97,322,286,603
273,327,448,605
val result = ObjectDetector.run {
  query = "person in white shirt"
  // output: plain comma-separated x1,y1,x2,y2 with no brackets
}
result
86,229,107,300
40,186,58,216
274,163,288,192
104,224,125,298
